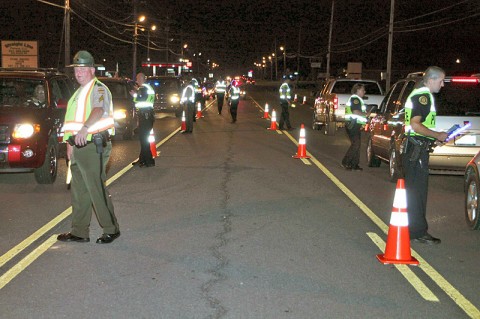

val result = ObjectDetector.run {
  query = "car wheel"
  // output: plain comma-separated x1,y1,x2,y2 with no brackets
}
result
312,114,321,130
34,137,58,184
465,169,480,230
388,147,403,182
123,126,133,140
366,136,381,167
324,115,336,136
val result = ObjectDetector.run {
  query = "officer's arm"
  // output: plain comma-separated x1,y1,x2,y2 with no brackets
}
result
410,116,448,142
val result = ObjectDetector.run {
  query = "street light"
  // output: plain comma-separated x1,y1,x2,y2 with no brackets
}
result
132,15,146,80
272,53,277,80
280,46,286,76
147,24,156,62
268,55,272,81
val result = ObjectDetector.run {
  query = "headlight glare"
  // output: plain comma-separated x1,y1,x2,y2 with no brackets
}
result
114,109,127,119
12,123,39,138
170,95,180,103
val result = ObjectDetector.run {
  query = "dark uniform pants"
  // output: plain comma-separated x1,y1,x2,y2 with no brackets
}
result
138,109,155,165
70,142,119,238
217,93,225,114
402,141,430,238
184,102,195,132
279,101,291,129
230,99,239,121
342,123,362,168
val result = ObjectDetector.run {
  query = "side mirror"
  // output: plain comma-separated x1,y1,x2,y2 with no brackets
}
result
56,98,68,109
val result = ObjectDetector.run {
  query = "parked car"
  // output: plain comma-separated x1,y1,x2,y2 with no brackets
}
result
313,78,384,135
98,77,136,140
367,73,480,181
465,150,480,230
0,68,74,183
146,76,182,117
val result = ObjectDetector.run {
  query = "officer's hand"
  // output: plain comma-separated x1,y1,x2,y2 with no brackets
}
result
75,126,88,146
437,131,449,143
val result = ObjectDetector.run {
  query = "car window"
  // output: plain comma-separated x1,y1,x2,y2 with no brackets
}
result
103,81,128,99
331,81,382,95
0,78,44,107
435,80,480,116
397,81,416,113
50,78,72,106
147,79,180,93
381,81,405,115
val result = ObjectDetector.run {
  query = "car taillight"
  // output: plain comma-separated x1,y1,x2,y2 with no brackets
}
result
333,95,338,109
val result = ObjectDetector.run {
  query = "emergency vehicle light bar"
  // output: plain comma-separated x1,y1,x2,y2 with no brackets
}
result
450,77,478,84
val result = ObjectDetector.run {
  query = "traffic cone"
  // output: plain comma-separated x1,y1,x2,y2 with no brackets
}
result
181,110,186,131
302,96,307,105
377,179,419,265
148,129,157,159
267,109,278,130
196,102,203,118
293,124,311,159
294,94,298,102
263,103,269,119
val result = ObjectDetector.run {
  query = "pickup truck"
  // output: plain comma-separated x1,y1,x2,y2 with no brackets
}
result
366,73,480,181
312,78,384,135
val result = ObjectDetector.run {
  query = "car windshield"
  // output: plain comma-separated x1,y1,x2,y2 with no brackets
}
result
103,80,128,99
331,81,382,95
435,80,480,116
0,78,46,107
147,78,179,94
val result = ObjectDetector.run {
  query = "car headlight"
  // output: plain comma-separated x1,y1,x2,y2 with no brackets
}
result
170,95,180,103
114,109,127,120
12,123,40,139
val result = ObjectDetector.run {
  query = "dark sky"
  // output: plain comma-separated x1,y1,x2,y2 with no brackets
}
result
2,0,479,78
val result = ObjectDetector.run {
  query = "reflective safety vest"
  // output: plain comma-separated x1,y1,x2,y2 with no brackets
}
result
279,83,291,100
62,78,115,142
215,80,226,93
229,86,240,100
405,87,436,140
133,83,155,109
181,85,195,103
345,94,367,124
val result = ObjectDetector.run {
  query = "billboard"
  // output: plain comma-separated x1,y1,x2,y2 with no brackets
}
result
1,40,39,68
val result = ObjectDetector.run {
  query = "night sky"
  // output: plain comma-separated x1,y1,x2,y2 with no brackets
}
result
2,0,479,79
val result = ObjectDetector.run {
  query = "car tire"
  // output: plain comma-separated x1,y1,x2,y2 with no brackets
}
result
123,126,133,140
324,115,336,136
366,136,381,167
388,146,403,182
465,168,480,230
312,114,321,130
34,137,58,184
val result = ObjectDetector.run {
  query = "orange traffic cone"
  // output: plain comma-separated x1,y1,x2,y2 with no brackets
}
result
196,102,203,119
148,129,157,159
262,103,269,119
302,96,307,105
181,110,186,131
294,94,298,102
293,124,311,159
377,179,419,265
267,109,278,130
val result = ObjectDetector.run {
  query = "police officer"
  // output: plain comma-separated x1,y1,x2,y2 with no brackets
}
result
215,78,227,114
403,66,448,244
342,83,368,171
58,50,120,244
181,79,196,133
228,82,241,123
278,76,293,130
132,72,155,167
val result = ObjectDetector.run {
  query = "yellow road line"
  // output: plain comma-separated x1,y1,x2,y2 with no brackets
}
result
367,232,439,302
0,235,57,290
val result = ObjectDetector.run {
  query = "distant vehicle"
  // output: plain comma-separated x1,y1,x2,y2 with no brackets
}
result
367,73,480,181
246,77,255,85
98,77,136,140
146,76,182,117
465,150,480,230
203,81,215,99
312,78,384,135
0,68,74,183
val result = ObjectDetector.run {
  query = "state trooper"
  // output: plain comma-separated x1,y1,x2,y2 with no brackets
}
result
132,72,155,167
228,81,241,123
403,66,448,244
57,50,120,244
180,79,196,133
215,78,227,114
278,76,293,130
342,83,368,171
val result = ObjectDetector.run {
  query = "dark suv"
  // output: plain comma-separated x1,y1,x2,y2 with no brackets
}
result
0,68,74,183
146,76,182,117
367,73,480,181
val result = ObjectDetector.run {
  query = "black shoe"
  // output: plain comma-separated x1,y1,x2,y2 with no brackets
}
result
57,232,89,242
352,165,363,171
132,160,145,166
341,163,352,171
96,232,121,244
412,233,441,245
278,127,285,130
145,162,155,167
287,127,294,131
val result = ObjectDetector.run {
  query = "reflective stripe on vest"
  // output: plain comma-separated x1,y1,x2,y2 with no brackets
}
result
405,87,436,139
279,83,291,100
63,78,115,141
216,80,226,93
230,86,240,100
181,85,195,103
134,83,155,109
345,95,367,124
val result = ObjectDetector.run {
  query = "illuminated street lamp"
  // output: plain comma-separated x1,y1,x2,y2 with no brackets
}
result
132,15,146,79
280,46,286,76
147,24,157,62
268,55,273,81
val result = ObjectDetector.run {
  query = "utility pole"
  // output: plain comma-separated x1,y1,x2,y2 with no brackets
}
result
274,37,278,80
386,0,395,92
132,0,138,80
64,0,70,68
297,25,301,75
165,16,170,62
326,0,334,79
